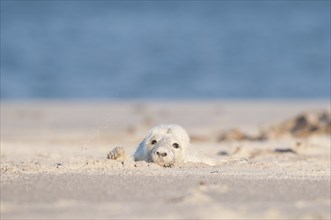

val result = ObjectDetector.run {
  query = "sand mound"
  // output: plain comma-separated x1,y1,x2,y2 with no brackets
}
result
217,129,267,142
269,110,330,138
218,110,330,141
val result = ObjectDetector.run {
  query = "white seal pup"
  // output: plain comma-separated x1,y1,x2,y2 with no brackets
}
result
134,124,215,167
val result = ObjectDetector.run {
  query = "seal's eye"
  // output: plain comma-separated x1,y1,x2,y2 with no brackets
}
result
151,140,157,145
172,143,179,149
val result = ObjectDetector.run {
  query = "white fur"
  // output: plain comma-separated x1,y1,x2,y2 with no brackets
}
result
134,124,215,167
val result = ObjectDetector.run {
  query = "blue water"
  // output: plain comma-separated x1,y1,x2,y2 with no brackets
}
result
1,1,330,99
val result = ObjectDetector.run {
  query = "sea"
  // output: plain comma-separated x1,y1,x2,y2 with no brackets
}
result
1,1,330,100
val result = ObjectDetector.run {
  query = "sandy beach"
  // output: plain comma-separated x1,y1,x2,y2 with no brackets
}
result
1,100,330,219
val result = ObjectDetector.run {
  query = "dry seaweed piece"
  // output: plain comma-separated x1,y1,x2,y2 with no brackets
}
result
217,151,229,156
274,148,297,154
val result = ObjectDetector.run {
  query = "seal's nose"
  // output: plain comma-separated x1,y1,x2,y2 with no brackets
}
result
156,151,167,157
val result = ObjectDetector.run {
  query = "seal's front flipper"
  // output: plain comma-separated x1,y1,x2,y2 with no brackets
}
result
107,146,126,163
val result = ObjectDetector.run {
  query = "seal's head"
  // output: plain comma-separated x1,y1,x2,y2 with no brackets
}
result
134,124,190,167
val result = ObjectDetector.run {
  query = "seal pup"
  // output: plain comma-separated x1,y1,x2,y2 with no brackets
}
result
134,124,214,167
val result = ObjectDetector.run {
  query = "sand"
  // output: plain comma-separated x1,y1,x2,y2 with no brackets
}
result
1,100,330,219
